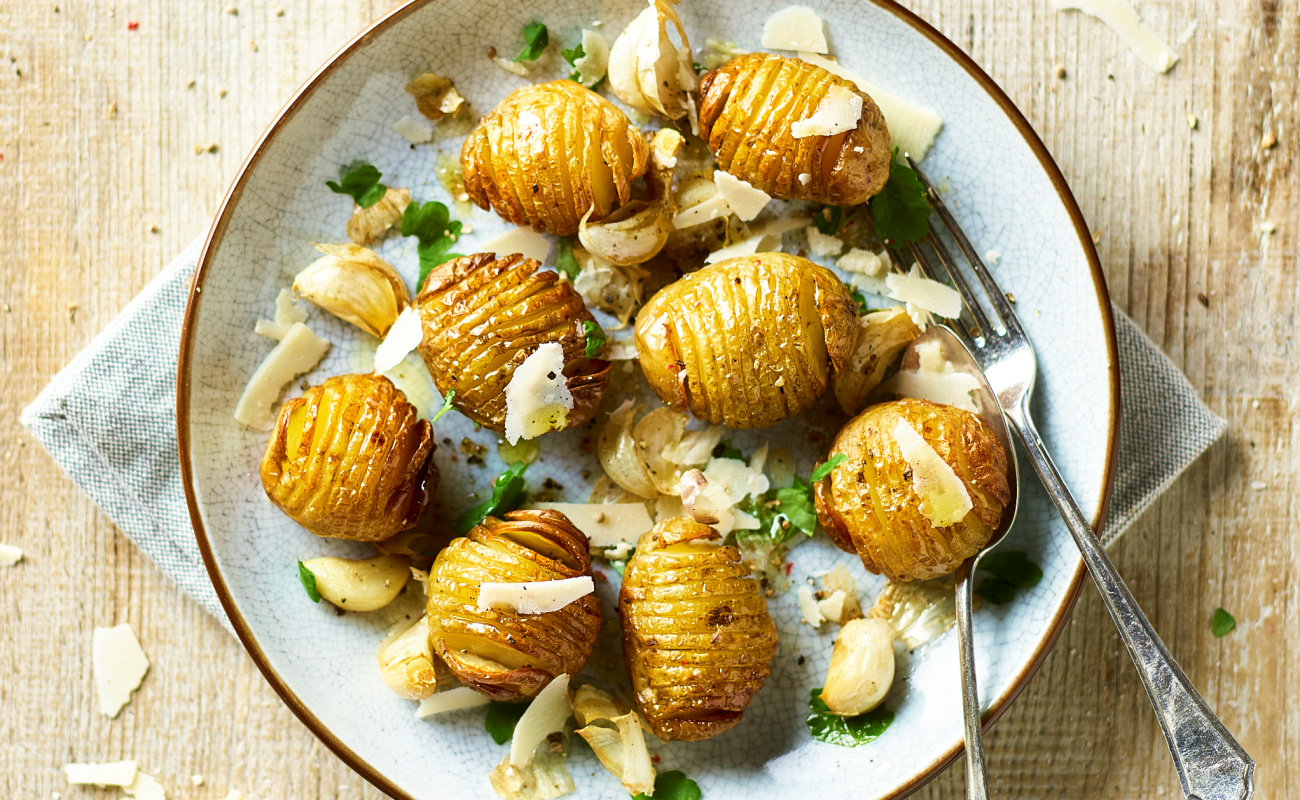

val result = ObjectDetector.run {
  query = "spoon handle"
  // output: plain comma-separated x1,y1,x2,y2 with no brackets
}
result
1008,409,1255,800
955,561,991,800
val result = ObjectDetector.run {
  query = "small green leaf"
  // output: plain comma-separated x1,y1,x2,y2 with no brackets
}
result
326,162,387,209
975,577,1015,605
430,390,456,425
456,461,529,535
485,700,529,744
807,688,894,746
555,237,580,280
977,550,1043,589
1211,608,1237,637
814,205,843,236
582,319,606,358
810,453,847,484
692,62,703,74
402,200,463,288
847,283,868,314
632,770,701,800
515,22,549,63
712,439,743,460
297,559,320,603
610,552,634,577
868,147,931,249
561,42,584,67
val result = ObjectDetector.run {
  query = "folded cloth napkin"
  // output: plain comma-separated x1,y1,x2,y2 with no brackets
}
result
21,241,1226,630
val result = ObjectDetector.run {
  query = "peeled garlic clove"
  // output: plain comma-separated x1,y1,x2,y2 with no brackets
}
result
608,0,695,122
303,553,411,612
346,186,411,246
821,617,895,716
405,73,467,121
294,243,411,338
377,615,449,700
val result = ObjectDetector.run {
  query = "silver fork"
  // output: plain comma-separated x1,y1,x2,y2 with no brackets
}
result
892,157,1255,800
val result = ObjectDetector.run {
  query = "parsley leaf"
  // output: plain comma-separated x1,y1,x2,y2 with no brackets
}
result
868,147,931,249
807,688,893,746
401,200,464,288
456,461,529,535
430,390,456,425
978,550,1043,589
555,237,580,280
561,41,585,81
485,700,529,744
1211,608,1237,637
326,162,387,209
297,559,320,603
814,205,844,236
712,439,744,460
847,283,868,314
582,319,606,358
810,453,847,484
515,22,548,63
974,578,1015,605
632,771,701,800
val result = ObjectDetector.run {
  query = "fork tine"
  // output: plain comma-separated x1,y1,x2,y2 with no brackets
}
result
905,239,984,346
912,232,994,339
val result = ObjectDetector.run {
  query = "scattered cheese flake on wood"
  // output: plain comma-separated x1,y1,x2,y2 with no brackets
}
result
893,339,982,413
673,192,731,229
713,170,771,221
798,585,826,626
473,226,551,264
233,322,331,430
796,52,943,160
479,576,595,615
509,674,572,768
274,287,307,326
123,771,167,800
1051,0,1179,73
0,543,22,566
253,318,291,340
886,266,962,319
64,761,138,787
373,306,422,374
190,775,204,787
504,343,573,444
893,419,972,527
761,5,829,53
93,623,150,718
533,502,653,548
817,589,848,622
223,792,244,800
1176,19,1197,44
416,686,491,717
791,84,863,138
806,227,844,257
392,115,434,144
839,248,887,277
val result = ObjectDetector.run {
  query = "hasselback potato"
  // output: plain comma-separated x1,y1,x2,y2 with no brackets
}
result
698,53,891,205
426,509,602,700
461,80,651,236
415,252,611,431
260,373,435,542
814,398,1011,581
634,252,859,428
619,518,778,742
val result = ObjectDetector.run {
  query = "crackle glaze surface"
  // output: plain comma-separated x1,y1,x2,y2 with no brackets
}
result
182,1,1115,798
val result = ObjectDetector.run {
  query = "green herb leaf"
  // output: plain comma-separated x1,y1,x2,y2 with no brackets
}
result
1211,607,1237,637
297,559,321,603
974,577,1015,605
326,162,387,209
868,147,931,249
807,688,894,746
847,283,868,314
712,439,743,460
456,461,529,535
583,319,606,358
515,22,549,63
555,237,580,280
561,42,584,67
430,390,456,425
692,62,703,74
977,550,1043,589
773,477,818,540
632,770,701,800
814,205,843,236
485,700,529,744
810,454,847,484
610,553,633,577
402,200,464,288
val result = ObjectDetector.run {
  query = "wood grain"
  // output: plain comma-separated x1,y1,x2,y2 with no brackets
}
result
0,0,1294,798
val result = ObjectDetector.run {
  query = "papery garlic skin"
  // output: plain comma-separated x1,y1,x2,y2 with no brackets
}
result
294,243,411,338
577,128,683,267
607,0,695,122
405,73,468,121
347,186,411,246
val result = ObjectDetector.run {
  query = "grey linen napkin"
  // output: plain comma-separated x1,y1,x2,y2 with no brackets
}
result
20,241,1226,629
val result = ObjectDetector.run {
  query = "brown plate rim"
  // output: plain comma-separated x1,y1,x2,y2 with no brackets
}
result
175,1,1120,798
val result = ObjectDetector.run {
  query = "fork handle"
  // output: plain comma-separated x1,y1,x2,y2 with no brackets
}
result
1009,409,1255,800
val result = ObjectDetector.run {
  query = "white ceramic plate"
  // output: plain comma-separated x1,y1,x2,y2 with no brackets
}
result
179,1,1119,798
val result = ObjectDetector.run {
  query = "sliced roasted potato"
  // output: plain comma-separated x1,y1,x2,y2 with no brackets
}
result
415,252,611,432
260,374,436,542
697,53,891,205
619,517,778,742
634,252,859,428
813,398,1011,581
426,509,602,700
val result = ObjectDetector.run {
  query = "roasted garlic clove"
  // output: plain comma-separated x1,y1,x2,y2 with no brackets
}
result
834,306,921,415
415,253,611,432
697,53,892,206
820,617,895,716
577,128,683,267
634,252,860,428
301,553,410,611
461,81,650,236
813,398,1011,581
619,518,778,741
426,510,602,700
260,374,436,542
607,0,696,122
346,186,411,246
405,73,468,121
377,615,450,700
293,243,411,338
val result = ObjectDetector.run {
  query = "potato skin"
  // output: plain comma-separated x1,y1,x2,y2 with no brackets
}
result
461,80,651,236
260,374,436,542
634,252,859,428
814,398,1011,581
415,252,611,432
426,509,602,701
619,518,778,742
698,53,892,206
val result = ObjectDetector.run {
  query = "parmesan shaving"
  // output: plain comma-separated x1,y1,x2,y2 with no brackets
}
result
704,232,782,264
274,287,307,326
572,30,611,87
761,5,829,53
838,248,887,277
373,306,422,374
893,339,982,413
0,543,21,566
806,227,844,257
93,623,150,718
473,225,552,264
893,419,972,527
509,674,572,768
886,266,962,319
713,170,771,221
790,84,863,138
416,686,491,717
703,456,770,503
478,577,595,615
504,343,573,444
1051,0,1179,73
64,761,138,787
392,115,434,144
232,321,331,430
533,502,653,548
672,192,731,229
123,771,167,800
493,56,531,77
798,585,826,627
253,318,291,340
817,589,848,623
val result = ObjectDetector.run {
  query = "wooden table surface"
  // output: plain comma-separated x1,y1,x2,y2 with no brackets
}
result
1,0,1295,798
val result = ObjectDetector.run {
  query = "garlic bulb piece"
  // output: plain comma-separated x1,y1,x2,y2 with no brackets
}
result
377,615,445,700
347,186,411,246
294,243,411,338
578,128,683,266
405,73,467,121
820,617,895,716
608,0,695,122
